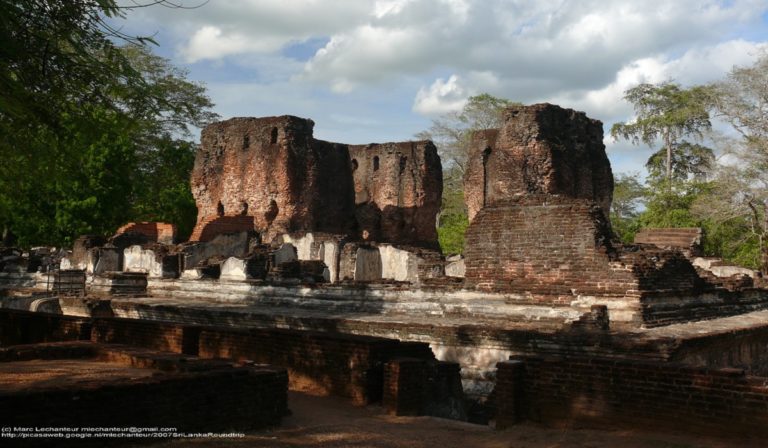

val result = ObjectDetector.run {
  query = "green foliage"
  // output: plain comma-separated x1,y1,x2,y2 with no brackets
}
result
438,213,469,257
0,2,217,247
418,94,518,254
645,142,714,182
131,138,198,241
638,179,708,228
702,219,761,270
611,82,713,182
610,172,645,243
437,177,468,255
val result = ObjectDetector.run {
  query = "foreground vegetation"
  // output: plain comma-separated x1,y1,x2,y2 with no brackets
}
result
0,1,217,246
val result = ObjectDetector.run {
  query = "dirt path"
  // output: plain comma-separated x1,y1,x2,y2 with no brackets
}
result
146,392,761,448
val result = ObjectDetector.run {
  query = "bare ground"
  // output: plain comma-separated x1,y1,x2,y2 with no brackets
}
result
148,392,763,448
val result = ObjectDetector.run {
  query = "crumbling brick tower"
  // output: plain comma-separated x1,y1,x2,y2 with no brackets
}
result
463,104,702,317
189,116,356,243
189,116,443,250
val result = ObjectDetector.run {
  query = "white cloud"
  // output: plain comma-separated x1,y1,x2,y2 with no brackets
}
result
117,0,768,155
412,75,468,115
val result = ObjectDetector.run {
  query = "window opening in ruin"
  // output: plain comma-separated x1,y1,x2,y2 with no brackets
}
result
242,134,250,149
217,201,224,217
482,147,492,207
265,199,278,223
399,156,407,174
373,156,380,171
270,127,278,145
351,159,359,172
241,201,249,216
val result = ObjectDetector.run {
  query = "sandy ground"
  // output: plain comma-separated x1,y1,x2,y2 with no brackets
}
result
146,391,762,448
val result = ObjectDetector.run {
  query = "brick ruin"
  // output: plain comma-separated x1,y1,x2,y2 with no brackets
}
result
190,116,441,247
3,104,768,438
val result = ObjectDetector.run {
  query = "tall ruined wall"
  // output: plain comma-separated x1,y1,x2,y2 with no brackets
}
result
348,142,442,247
464,103,613,222
190,116,356,243
190,116,442,248
463,104,703,304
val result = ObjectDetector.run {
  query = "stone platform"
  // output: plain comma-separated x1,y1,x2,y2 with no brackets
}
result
71,280,768,398
0,340,288,446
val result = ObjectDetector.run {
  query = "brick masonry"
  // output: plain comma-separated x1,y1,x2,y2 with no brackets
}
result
114,222,177,245
1,309,438,407
495,355,768,437
464,103,613,222
634,227,704,257
190,116,442,247
0,341,288,443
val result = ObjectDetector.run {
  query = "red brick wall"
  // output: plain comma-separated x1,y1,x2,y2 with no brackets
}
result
496,355,768,437
1,353,287,434
90,318,199,355
115,222,177,244
634,227,703,256
0,309,90,346
188,215,255,242
198,327,434,405
465,196,623,298
464,196,703,305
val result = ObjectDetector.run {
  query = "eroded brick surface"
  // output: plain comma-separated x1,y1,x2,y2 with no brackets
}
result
191,116,441,248
464,103,613,222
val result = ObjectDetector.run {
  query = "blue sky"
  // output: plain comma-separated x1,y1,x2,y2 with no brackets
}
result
118,0,768,175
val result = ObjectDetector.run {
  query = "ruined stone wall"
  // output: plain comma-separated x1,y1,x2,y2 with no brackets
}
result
495,356,768,438
464,196,701,301
190,116,356,243
348,141,442,247
191,117,441,249
464,104,613,222
0,309,91,346
114,222,176,245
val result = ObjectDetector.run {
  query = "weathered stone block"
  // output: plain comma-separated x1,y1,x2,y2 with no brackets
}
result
273,243,297,266
181,231,251,270
123,245,178,279
93,247,121,274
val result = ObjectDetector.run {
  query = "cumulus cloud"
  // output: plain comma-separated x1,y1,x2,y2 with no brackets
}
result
412,75,468,115
121,0,768,152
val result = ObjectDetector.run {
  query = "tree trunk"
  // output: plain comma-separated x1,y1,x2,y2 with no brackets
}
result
665,130,672,186
763,201,768,276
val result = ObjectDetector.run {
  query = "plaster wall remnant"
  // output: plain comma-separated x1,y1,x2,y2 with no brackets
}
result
379,244,419,283
191,116,442,248
220,257,248,281
273,243,298,266
464,103,613,222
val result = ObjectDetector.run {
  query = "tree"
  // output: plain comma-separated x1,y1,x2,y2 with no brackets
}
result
0,2,218,246
692,52,768,272
645,142,714,183
610,172,645,243
611,82,713,185
417,94,519,254
418,94,517,178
